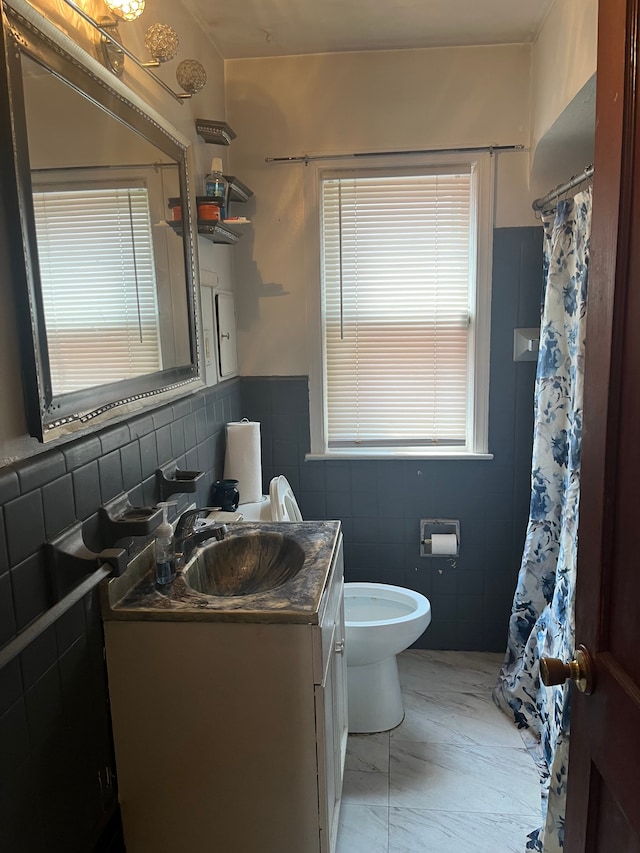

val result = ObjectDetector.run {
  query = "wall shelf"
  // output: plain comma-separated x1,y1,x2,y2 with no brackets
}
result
195,119,236,145
225,176,253,203
167,177,252,244
167,219,241,245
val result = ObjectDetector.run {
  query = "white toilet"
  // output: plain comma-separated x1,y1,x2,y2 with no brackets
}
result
240,477,432,734
344,582,431,733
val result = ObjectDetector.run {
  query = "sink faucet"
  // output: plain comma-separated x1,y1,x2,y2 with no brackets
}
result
174,508,227,564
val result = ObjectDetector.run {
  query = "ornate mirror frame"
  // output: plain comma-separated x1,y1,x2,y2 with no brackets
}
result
0,1,203,443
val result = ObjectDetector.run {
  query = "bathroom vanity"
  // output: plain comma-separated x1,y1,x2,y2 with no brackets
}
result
102,521,347,853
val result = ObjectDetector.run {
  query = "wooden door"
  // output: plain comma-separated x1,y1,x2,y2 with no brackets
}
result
564,0,640,849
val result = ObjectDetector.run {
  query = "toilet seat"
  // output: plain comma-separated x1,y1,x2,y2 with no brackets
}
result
269,475,303,521
239,476,303,522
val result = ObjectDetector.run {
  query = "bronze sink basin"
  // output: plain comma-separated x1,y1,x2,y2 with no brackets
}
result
183,532,306,597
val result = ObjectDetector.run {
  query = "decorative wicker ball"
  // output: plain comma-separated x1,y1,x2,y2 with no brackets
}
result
105,0,145,22
176,59,207,94
144,23,179,63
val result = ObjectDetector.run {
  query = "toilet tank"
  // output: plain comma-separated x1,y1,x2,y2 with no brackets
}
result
238,496,272,521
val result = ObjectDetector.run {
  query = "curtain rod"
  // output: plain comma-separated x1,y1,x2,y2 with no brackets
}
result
532,164,594,211
31,163,176,173
265,144,525,164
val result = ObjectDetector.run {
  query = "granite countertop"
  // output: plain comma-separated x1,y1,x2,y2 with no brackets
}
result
101,520,342,625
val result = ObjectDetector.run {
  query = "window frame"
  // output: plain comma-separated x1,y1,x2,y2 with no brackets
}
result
305,152,494,460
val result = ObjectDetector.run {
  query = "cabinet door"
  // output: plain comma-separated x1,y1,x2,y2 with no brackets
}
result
334,582,348,786
316,636,337,853
215,291,238,378
316,581,348,853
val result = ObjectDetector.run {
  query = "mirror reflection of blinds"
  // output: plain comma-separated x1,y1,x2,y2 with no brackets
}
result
321,170,472,447
32,186,162,395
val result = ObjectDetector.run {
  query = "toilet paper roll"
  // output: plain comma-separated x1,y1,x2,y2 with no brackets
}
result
224,420,262,504
431,533,458,556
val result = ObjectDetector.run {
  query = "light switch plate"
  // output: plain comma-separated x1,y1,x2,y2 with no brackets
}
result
513,327,540,362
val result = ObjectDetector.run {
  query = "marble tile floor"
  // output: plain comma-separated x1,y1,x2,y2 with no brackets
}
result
336,650,542,853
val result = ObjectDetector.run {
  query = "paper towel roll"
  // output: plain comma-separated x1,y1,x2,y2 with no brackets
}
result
431,533,458,556
224,420,262,504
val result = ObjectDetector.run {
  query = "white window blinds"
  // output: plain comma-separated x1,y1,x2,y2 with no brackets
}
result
321,169,474,448
32,185,162,395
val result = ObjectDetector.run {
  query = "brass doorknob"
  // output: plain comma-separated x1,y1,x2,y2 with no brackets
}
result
540,644,595,694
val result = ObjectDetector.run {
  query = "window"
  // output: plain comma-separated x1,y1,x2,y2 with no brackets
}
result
32,184,162,395
307,154,493,458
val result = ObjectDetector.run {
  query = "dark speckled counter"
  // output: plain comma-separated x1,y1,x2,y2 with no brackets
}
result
101,521,341,625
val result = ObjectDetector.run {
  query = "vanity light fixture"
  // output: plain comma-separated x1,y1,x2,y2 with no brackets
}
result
99,0,145,76
97,16,126,76
59,0,202,101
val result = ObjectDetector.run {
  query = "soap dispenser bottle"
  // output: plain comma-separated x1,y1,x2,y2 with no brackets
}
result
155,502,176,586
204,157,229,219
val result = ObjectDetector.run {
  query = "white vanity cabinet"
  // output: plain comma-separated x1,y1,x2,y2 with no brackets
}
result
104,535,347,853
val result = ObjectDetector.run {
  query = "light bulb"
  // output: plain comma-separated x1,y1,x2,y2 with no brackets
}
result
105,0,145,22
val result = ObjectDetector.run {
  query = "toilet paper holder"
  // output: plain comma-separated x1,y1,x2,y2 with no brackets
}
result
420,519,460,557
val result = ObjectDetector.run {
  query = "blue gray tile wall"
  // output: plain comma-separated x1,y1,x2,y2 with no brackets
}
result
241,226,543,653
0,226,541,849
0,378,242,852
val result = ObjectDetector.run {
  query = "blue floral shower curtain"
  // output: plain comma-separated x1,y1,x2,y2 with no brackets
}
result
493,186,592,853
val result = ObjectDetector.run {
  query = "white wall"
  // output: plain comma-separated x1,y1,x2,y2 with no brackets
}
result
529,0,598,193
225,45,536,377
226,0,599,381
0,0,599,454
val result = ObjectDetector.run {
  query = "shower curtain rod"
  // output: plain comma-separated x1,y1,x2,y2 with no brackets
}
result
265,143,525,164
532,164,594,211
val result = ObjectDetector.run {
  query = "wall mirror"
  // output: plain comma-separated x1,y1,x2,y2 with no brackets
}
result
1,3,202,443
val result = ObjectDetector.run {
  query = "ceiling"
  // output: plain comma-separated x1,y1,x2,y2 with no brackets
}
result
180,0,556,60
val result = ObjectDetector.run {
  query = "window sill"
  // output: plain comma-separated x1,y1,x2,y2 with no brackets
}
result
305,449,494,462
